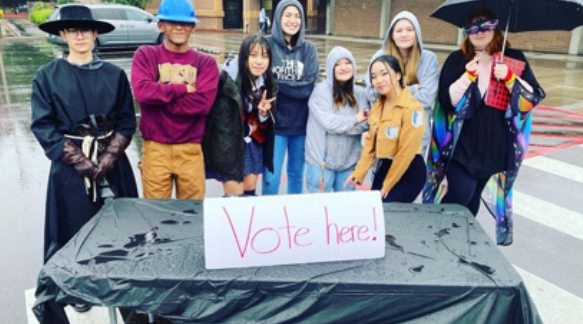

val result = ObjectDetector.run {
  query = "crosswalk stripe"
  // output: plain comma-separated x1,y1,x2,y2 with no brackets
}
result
513,191,583,241
514,265,583,324
25,288,37,324
523,156,583,183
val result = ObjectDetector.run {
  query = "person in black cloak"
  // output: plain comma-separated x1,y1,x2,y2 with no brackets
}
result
30,5,138,321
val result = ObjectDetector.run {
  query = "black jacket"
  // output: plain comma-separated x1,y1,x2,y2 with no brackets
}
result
203,70,278,181
31,59,138,263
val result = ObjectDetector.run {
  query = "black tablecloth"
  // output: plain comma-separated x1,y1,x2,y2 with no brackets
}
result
34,198,541,323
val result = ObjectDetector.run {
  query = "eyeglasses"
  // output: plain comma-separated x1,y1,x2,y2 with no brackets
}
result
63,28,94,39
464,19,498,35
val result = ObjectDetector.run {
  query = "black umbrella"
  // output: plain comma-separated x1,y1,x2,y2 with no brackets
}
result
431,0,583,32
431,0,583,56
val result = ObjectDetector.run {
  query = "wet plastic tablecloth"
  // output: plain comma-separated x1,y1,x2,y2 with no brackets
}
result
34,198,541,323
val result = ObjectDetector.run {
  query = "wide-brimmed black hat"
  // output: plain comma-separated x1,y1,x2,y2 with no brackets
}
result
39,5,115,36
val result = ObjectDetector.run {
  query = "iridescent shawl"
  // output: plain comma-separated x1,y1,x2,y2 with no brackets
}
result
423,80,544,245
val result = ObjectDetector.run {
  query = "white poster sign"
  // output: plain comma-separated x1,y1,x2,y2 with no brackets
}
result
203,191,385,269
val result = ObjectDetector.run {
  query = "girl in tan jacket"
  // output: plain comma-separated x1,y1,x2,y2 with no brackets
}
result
345,55,426,202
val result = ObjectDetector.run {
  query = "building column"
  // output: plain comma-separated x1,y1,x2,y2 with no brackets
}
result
379,0,391,39
456,28,464,46
326,0,335,35
244,0,250,33
569,27,583,55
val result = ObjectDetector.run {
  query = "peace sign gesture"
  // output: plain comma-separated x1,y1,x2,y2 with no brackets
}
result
258,90,276,120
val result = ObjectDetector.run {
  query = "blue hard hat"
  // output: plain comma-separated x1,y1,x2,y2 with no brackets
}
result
157,0,199,23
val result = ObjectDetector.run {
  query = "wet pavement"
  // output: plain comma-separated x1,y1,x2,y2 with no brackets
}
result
1,19,583,324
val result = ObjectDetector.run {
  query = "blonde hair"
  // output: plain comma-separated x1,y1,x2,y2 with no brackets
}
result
384,19,420,86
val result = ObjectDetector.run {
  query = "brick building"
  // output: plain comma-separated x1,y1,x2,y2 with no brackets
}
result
327,0,583,55
146,0,583,55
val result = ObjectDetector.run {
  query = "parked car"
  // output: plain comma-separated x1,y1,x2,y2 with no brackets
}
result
46,3,163,49
16,4,28,14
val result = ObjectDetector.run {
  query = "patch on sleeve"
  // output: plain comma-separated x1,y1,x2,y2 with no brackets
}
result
411,110,423,128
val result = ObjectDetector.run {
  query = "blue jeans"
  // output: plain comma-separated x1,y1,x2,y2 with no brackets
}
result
305,162,355,193
262,134,306,195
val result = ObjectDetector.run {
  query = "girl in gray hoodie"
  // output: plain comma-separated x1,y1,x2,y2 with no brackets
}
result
305,47,368,193
366,11,439,156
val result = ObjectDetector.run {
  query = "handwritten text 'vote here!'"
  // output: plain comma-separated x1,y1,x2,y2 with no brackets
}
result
203,191,386,269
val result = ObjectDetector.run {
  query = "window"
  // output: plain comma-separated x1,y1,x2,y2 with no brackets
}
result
125,9,151,22
91,8,125,21
48,9,60,21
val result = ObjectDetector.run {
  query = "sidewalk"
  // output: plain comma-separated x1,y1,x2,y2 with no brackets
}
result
1,18,45,37
0,19,21,37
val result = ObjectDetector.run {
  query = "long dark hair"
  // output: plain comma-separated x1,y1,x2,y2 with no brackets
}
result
369,54,405,90
238,35,275,105
461,8,510,60
332,60,357,109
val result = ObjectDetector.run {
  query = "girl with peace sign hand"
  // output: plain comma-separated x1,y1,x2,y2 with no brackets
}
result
203,35,278,196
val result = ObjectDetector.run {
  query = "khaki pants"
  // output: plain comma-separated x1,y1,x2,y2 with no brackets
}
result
141,140,205,199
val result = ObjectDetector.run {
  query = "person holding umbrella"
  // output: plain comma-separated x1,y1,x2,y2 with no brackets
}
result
424,9,545,243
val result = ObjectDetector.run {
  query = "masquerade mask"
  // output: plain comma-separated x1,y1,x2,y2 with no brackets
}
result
464,19,498,35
